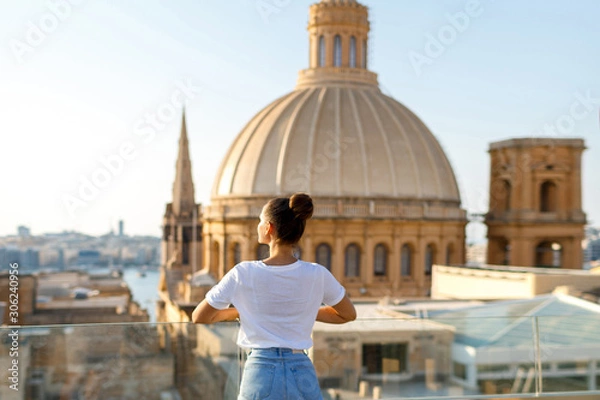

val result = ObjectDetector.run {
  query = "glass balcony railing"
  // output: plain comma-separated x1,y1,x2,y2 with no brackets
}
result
2,315,600,400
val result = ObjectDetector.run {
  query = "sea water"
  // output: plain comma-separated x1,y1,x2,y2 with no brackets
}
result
121,268,160,322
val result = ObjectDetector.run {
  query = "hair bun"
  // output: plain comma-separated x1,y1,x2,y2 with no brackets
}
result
289,193,314,221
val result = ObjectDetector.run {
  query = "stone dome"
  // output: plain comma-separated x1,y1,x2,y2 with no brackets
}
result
212,83,460,203
211,0,461,208
200,0,467,297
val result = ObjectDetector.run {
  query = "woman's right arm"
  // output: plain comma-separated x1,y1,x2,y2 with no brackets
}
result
316,294,356,324
192,300,239,324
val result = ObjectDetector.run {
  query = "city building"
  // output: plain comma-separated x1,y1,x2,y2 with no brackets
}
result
18,225,31,237
430,293,600,393
151,0,597,398
20,248,40,269
486,138,587,269
431,264,600,301
0,270,149,325
158,0,472,307
77,249,101,266
0,270,171,399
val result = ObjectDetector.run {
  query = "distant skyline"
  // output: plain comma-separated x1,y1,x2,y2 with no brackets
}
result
2,0,599,243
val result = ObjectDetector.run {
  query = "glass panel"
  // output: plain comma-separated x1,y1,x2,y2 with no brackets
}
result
1,315,600,398
432,315,538,396
537,313,600,394
0,322,241,399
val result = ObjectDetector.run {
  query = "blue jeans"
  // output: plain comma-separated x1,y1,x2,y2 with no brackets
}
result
238,348,323,400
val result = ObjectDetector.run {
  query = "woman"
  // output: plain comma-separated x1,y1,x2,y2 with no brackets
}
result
192,193,356,399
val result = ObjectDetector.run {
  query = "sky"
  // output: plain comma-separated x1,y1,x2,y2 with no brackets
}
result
1,0,599,243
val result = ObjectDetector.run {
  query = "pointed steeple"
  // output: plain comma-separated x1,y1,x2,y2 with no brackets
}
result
172,109,196,216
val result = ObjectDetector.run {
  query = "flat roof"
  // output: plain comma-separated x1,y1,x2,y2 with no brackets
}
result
435,263,599,276
35,295,129,310
314,304,454,333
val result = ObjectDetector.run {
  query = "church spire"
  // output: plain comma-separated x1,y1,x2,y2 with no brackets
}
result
172,109,196,216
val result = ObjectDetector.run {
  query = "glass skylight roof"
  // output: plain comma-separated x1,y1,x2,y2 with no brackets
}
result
431,294,600,348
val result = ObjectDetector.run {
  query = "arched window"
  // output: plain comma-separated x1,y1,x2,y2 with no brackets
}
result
535,241,562,267
233,242,241,265
257,244,269,260
345,243,360,278
540,180,557,212
316,243,332,270
349,36,357,67
362,39,367,68
334,35,342,67
318,35,325,67
401,244,412,277
425,244,436,276
374,244,387,276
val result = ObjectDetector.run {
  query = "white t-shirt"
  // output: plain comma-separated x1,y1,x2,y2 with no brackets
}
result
204,259,345,350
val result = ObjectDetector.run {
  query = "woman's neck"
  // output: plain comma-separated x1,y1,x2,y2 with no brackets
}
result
263,242,297,265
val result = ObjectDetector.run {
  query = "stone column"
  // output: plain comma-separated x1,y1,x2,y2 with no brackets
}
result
572,150,583,211
414,238,425,289
364,234,373,285
512,237,535,267
333,227,344,281
391,233,401,294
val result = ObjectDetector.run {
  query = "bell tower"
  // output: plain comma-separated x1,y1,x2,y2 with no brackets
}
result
160,110,202,274
297,0,378,88
485,138,586,269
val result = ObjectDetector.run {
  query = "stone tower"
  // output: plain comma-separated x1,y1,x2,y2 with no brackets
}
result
485,138,586,269
158,111,203,295
307,0,369,71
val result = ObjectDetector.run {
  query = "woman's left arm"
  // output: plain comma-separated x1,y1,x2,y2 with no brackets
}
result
192,300,239,324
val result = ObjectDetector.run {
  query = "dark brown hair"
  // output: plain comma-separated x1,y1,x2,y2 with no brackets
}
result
263,193,314,245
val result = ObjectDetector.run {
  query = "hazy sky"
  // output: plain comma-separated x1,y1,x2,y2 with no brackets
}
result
1,0,599,243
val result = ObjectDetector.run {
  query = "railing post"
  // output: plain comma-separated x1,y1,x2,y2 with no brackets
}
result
532,316,543,395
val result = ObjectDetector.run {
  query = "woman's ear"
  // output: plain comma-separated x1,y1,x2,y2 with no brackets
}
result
265,222,273,235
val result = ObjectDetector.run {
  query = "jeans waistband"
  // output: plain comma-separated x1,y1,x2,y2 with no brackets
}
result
247,347,306,355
